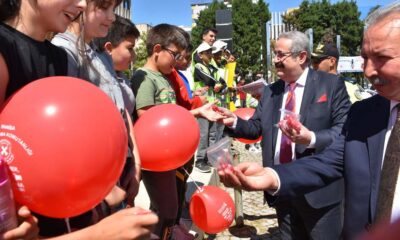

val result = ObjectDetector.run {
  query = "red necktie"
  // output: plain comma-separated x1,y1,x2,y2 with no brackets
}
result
279,83,296,164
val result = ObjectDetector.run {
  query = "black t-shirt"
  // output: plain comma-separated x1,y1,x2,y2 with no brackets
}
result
0,22,68,98
0,23,94,236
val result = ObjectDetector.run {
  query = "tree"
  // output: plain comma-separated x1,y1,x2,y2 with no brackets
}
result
191,1,227,48
133,31,148,70
282,0,364,56
232,0,270,75
256,0,271,76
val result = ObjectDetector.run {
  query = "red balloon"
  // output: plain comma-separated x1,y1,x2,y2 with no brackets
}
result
190,186,235,234
0,77,127,218
234,108,262,144
134,104,200,171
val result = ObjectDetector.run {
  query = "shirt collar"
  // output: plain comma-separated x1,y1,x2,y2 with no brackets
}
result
285,67,309,88
390,99,400,112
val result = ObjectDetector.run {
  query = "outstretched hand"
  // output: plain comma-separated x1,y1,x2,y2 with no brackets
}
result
218,162,279,191
191,101,225,121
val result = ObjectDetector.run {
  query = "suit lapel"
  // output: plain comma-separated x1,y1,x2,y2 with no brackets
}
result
271,80,285,152
367,96,390,220
299,69,316,123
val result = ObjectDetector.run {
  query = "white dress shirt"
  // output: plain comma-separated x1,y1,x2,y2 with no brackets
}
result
383,100,400,223
273,67,316,165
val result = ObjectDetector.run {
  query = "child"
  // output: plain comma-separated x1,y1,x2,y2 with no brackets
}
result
193,42,227,173
94,15,141,204
0,0,158,239
131,24,223,240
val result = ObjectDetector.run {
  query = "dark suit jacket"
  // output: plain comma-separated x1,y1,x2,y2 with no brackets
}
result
274,95,390,239
232,69,351,208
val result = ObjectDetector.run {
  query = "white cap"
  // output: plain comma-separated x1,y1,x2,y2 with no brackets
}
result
197,42,215,53
212,40,227,54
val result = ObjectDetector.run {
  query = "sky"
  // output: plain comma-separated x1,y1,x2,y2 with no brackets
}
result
132,0,396,26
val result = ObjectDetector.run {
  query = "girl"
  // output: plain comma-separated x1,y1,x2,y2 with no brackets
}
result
0,1,157,239
52,0,141,214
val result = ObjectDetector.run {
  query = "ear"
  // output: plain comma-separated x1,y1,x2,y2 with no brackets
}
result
298,51,308,64
153,44,162,55
104,42,114,54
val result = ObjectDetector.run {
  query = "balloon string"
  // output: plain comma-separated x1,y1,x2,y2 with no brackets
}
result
182,168,203,191
65,218,71,233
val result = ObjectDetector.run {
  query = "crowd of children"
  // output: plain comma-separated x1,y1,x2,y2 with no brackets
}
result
0,1,256,239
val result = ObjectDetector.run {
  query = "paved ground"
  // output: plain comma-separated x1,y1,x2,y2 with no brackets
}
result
207,141,280,240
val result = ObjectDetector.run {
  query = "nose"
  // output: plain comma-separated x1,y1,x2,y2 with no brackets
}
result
363,58,378,80
76,0,87,11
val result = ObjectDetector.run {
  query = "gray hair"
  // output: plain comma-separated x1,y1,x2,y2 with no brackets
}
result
278,31,310,63
365,1,400,31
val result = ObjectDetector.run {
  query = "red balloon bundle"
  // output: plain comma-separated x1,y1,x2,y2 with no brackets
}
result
0,77,127,218
234,108,262,144
190,186,235,234
133,104,200,171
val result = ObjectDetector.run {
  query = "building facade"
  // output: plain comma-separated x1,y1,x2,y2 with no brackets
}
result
115,0,131,19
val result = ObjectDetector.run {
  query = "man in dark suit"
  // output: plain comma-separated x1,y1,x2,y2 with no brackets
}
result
219,31,351,239
218,2,400,239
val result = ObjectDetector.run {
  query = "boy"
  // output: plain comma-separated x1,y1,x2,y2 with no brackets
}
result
95,15,141,207
131,24,222,240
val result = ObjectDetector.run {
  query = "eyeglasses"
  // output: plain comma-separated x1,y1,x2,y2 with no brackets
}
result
162,46,183,61
273,51,300,61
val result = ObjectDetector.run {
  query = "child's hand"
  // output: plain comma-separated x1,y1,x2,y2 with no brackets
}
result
2,206,39,240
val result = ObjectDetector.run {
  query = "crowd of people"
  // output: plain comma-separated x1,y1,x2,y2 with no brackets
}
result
1,0,400,240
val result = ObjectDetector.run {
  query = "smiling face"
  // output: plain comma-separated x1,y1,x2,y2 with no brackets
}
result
154,43,182,75
26,0,86,39
362,14,400,101
84,0,116,41
273,37,306,83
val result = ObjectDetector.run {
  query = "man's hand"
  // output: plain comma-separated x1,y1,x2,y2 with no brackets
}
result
218,162,279,191
213,107,236,127
279,119,312,145
2,206,39,240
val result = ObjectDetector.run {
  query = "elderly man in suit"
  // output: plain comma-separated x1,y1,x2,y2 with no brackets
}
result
218,30,351,239
218,2,400,239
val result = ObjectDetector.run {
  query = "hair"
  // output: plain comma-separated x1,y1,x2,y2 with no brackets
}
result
0,0,21,22
202,28,218,36
278,31,310,64
91,0,123,9
94,15,140,51
176,27,193,52
146,24,188,56
365,1,400,31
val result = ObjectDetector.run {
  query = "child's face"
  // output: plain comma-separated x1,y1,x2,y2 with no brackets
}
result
37,0,86,33
109,36,137,71
200,50,213,65
156,43,183,75
175,50,191,71
84,0,116,40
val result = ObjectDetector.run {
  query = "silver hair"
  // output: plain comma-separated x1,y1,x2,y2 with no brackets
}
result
365,1,400,31
278,31,310,63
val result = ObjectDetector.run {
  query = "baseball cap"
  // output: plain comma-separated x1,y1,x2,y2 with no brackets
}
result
311,43,339,60
197,42,215,53
212,40,227,54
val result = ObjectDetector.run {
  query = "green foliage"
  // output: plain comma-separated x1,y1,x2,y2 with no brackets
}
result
191,1,227,48
133,31,148,70
282,0,364,56
232,0,270,75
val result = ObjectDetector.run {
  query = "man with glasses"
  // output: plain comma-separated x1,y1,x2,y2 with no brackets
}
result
218,31,351,239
